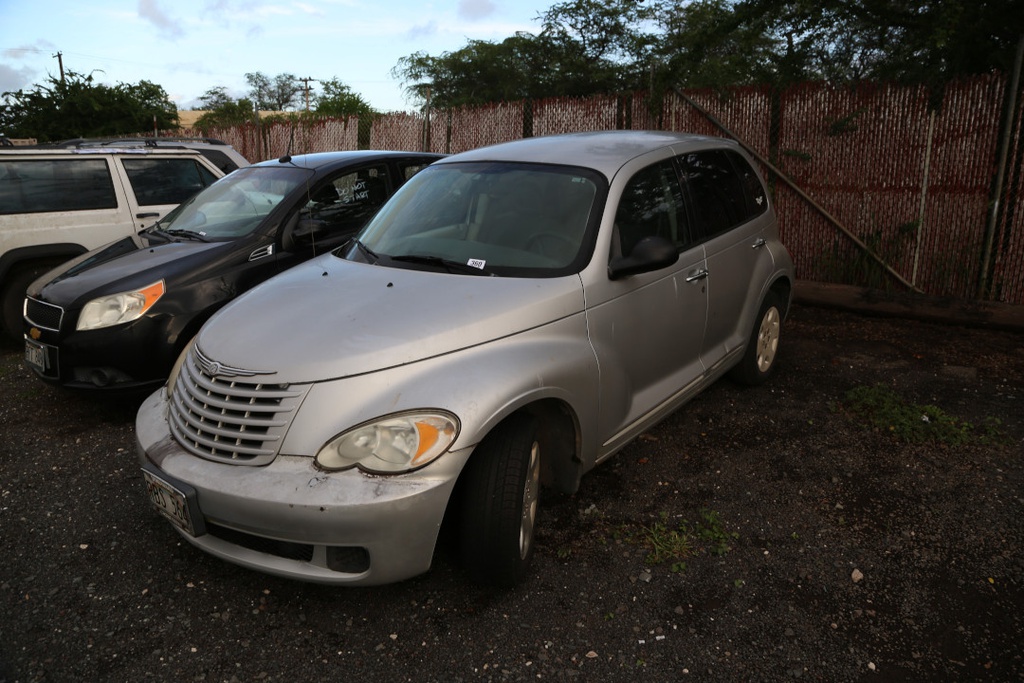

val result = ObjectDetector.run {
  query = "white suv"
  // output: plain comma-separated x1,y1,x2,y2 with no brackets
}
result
0,144,230,339
50,137,249,174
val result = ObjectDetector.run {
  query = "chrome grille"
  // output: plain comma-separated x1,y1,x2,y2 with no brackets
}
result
25,297,64,331
168,345,308,465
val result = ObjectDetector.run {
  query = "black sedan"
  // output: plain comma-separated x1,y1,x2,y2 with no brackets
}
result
23,150,443,392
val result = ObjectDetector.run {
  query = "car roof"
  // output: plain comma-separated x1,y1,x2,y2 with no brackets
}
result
0,147,208,158
436,130,738,179
252,150,445,171
43,137,250,173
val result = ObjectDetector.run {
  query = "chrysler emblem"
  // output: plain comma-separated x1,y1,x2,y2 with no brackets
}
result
194,347,272,379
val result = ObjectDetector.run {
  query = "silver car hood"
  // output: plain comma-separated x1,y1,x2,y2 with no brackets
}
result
196,255,586,384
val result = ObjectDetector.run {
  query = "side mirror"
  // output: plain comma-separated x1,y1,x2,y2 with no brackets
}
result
608,235,679,280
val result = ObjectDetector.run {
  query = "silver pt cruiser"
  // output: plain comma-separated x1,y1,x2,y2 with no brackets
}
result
136,130,794,586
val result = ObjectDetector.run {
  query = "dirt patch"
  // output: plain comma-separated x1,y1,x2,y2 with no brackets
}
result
0,303,1022,682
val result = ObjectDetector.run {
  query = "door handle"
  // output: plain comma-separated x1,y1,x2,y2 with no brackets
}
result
136,212,160,219
685,269,709,282
751,238,767,249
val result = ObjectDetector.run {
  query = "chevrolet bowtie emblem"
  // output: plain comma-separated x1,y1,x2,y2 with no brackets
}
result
29,328,41,340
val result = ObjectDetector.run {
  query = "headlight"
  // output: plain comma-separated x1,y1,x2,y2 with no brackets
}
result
76,280,165,331
315,411,459,474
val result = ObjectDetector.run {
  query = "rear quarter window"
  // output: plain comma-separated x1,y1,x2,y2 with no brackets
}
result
0,158,117,214
681,149,764,241
725,150,770,218
122,158,219,206
400,160,434,180
195,149,239,174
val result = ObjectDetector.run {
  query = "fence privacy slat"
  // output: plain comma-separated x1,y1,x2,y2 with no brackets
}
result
164,74,1022,305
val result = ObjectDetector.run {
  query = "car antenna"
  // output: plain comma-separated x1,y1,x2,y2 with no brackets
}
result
278,118,296,164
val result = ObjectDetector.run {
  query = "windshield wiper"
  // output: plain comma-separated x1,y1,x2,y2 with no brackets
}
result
162,229,211,242
351,238,379,264
143,225,174,243
389,254,493,276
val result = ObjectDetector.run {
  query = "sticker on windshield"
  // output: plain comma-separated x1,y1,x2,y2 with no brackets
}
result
467,258,487,270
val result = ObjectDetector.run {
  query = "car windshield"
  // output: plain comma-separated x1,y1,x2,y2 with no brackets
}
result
346,162,602,277
153,165,314,239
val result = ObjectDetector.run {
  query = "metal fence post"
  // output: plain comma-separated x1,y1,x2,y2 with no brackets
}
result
979,34,1024,299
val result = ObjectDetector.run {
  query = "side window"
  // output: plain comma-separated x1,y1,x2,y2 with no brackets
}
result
196,150,240,174
304,164,391,236
680,150,750,240
399,160,433,181
725,150,769,218
613,159,689,258
122,158,218,206
0,159,117,214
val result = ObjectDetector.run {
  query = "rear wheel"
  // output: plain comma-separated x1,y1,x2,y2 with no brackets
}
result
459,414,541,587
730,290,783,386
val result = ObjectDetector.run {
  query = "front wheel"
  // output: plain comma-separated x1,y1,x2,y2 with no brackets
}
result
459,414,541,587
2,263,57,344
730,290,783,386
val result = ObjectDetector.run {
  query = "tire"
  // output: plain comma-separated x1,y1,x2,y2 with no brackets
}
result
730,290,783,386
459,414,541,587
1,264,53,344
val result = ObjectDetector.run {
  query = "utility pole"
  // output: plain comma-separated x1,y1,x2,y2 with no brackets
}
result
53,51,64,82
299,77,316,111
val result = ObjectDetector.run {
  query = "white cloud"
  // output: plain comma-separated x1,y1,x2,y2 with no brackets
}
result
458,0,495,21
0,63,40,94
407,20,439,40
138,0,185,38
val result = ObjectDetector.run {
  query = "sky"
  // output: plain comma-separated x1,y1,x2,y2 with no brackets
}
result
0,0,548,113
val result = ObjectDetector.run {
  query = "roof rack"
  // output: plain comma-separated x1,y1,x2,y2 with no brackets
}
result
51,137,230,148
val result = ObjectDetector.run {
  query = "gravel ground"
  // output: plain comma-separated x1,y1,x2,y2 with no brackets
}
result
1,303,1022,683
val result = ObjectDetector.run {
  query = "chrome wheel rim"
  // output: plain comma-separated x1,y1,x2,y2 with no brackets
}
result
519,441,540,559
756,306,781,372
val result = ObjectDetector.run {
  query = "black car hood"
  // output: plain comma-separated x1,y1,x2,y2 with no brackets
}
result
35,234,228,307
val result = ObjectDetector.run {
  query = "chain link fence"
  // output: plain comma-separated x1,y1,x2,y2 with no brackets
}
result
166,73,1023,305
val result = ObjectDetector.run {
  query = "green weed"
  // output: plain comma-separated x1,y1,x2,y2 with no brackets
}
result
837,383,1007,445
642,516,693,571
634,509,739,573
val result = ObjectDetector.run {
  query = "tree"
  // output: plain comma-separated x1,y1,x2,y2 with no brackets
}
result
393,0,660,109
391,0,1024,110
1,70,178,141
395,35,541,108
539,0,656,66
734,0,1024,87
651,0,780,89
245,72,303,111
196,86,235,110
193,96,256,130
313,78,375,117
395,32,646,109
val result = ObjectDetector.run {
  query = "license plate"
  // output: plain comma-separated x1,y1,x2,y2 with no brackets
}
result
24,340,47,372
142,467,202,536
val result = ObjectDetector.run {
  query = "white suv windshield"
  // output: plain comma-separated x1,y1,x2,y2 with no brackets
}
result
154,166,314,239
350,162,602,277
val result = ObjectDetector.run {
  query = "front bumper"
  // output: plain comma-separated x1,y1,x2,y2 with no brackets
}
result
135,388,472,586
24,309,171,391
